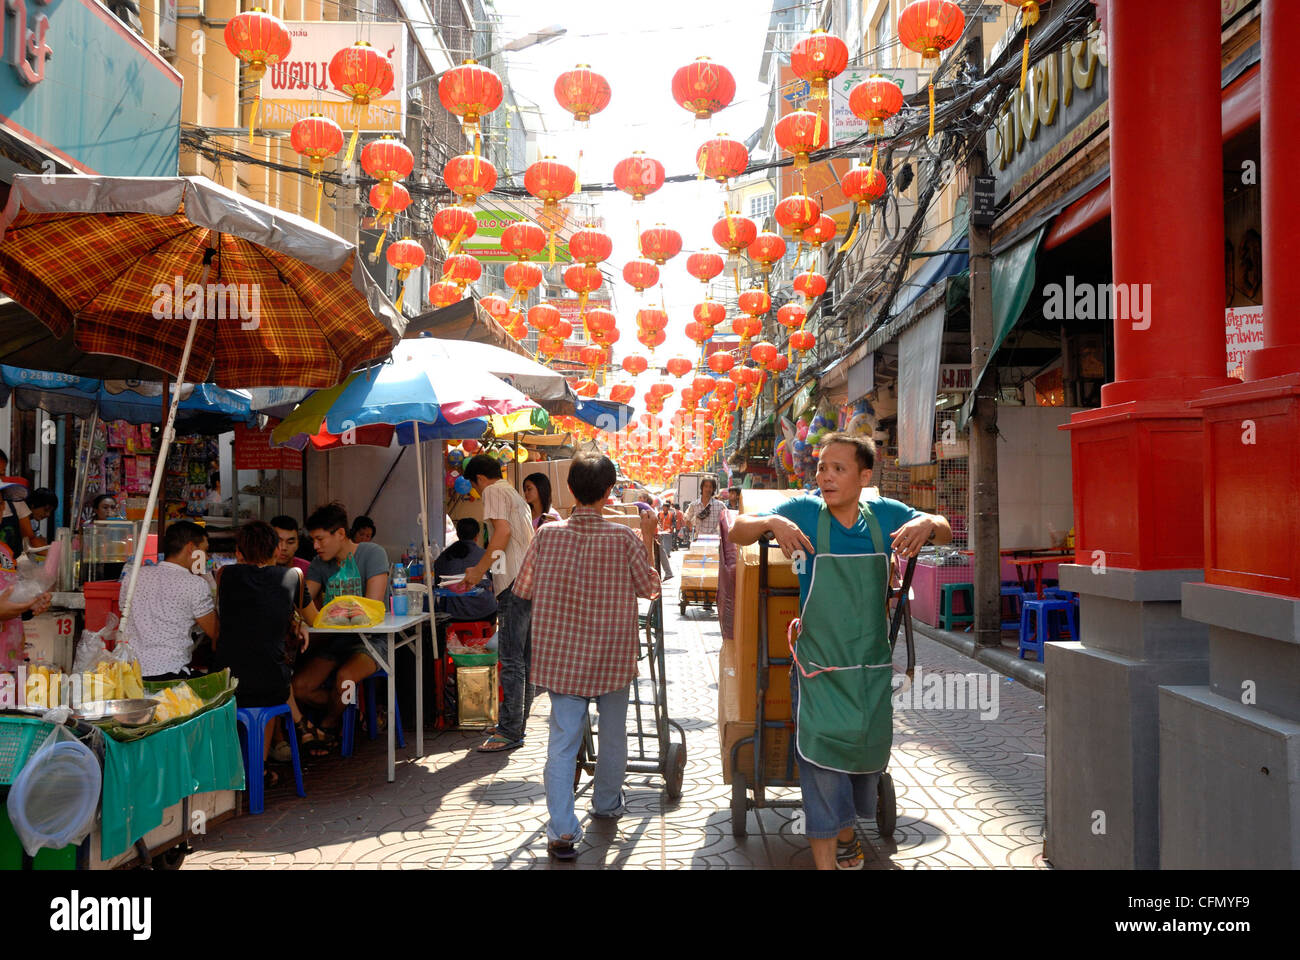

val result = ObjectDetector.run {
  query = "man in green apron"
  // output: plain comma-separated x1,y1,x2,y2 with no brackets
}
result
730,433,951,870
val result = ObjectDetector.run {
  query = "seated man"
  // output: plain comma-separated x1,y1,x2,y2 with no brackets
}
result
350,515,376,543
433,518,497,640
123,521,219,680
292,502,389,750
271,515,311,575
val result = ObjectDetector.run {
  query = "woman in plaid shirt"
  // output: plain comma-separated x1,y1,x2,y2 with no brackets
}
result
512,452,661,860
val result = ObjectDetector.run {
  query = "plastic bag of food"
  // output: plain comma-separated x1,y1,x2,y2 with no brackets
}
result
314,595,385,629
23,661,65,709
6,541,60,606
71,613,118,673
5,723,101,856
150,682,205,723
107,640,145,700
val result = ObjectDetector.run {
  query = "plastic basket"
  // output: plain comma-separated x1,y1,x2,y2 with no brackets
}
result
0,717,56,786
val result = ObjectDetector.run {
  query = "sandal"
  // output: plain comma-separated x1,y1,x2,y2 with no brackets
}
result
836,836,865,871
270,740,293,765
264,768,281,789
547,834,578,861
476,734,524,753
296,719,336,759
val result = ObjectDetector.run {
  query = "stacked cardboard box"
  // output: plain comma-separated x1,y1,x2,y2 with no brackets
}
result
680,550,719,592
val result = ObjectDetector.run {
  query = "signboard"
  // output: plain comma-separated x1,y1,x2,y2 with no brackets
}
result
0,0,181,175
831,67,918,145
1226,305,1264,380
259,22,406,132
159,0,177,50
938,364,973,392
462,208,574,263
971,176,996,226
234,425,302,471
985,21,1108,203
779,63,852,232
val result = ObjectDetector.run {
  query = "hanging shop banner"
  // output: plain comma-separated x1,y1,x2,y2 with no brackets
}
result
1225,305,1264,380
897,304,945,467
258,22,406,132
778,62,852,232
831,67,918,145
234,425,302,471
462,209,574,263
0,0,181,175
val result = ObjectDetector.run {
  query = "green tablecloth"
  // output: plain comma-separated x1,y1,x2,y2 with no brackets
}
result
99,699,245,860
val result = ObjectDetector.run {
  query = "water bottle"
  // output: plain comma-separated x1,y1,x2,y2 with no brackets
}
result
391,562,409,616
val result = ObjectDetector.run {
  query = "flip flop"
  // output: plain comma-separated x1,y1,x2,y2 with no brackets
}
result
547,835,578,860
476,734,524,753
836,836,865,870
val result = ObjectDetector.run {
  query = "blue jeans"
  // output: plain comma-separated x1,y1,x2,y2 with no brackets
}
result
543,685,630,843
496,585,533,743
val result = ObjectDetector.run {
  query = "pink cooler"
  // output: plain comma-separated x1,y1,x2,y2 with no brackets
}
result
911,559,974,628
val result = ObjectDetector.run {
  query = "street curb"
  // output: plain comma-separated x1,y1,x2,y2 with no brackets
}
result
910,618,1046,695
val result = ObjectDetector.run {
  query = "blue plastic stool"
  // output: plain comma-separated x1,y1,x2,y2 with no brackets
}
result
1018,598,1078,662
940,582,975,631
1000,585,1026,631
236,703,306,815
341,671,405,758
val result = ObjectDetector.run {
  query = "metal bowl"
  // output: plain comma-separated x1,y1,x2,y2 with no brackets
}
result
75,698,158,726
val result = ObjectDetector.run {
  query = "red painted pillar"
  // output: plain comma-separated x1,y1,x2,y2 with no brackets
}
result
1193,0,1300,597
1247,0,1300,380
1063,1,1231,571
1105,0,1225,403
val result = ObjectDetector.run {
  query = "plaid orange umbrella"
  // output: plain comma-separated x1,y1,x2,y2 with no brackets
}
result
0,174,406,636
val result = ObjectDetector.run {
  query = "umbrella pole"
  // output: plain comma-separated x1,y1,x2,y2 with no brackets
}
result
71,407,98,532
411,428,432,759
119,248,212,636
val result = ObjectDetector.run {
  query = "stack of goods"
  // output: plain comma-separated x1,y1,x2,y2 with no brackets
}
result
680,547,719,594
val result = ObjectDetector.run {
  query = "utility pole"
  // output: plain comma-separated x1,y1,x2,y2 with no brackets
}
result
966,29,1001,648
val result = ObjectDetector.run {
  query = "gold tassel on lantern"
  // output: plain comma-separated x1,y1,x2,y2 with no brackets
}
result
697,146,708,182
838,217,860,253
928,82,936,139
869,142,879,177
343,104,363,166
449,224,467,256
314,178,324,224
368,190,392,262
394,269,410,312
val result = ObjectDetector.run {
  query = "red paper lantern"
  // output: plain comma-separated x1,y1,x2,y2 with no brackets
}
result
290,114,343,173
707,352,735,375
554,65,611,122
438,60,504,132
778,304,807,330
360,137,413,184
747,232,787,274
693,300,726,327
712,377,736,399
525,157,578,209
579,345,607,369
538,335,566,358
750,340,779,368
386,238,425,275
793,270,828,303
368,182,411,226
790,30,849,99
730,316,762,340
665,356,693,378
770,354,790,373
696,136,749,183
739,289,772,318
444,154,497,202
679,387,698,409
609,383,636,404
622,355,649,375
713,212,758,257
329,41,394,107
842,162,888,212
649,382,674,397
639,329,667,350
529,303,560,332
569,226,614,267
501,221,547,261
790,330,816,353
574,379,600,398
552,319,575,340
671,57,736,119
433,206,478,249
639,225,683,265
224,8,291,82
612,152,665,201
589,326,620,347
685,251,725,285
692,375,717,397
802,214,837,249
480,294,512,322
684,321,713,346
636,308,668,332
623,259,660,292
443,254,482,290
428,280,463,308
849,75,905,136
585,308,617,334
504,260,543,297
774,194,822,238
774,110,829,170
563,265,603,296
897,0,965,63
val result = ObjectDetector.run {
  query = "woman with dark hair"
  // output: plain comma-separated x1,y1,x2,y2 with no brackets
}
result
215,520,309,777
523,472,560,529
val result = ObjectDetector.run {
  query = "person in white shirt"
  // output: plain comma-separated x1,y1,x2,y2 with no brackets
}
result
123,521,219,679
685,478,724,540
456,454,535,752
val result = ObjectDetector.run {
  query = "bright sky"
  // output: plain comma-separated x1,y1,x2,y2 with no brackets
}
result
487,0,783,432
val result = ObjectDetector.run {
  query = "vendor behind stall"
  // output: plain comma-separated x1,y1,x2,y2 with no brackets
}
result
0,485,56,553
123,521,219,680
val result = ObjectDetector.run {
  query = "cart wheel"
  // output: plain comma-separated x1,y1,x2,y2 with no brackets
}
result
152,844,188,870
876,771,897,839
730,773,748,837
663,742,686,801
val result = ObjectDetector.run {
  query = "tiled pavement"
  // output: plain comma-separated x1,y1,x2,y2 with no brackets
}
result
183,556,1049,870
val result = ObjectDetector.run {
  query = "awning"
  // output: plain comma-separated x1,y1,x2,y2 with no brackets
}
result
405,297,531,359
959,227,1047,427
1044,178,1110,250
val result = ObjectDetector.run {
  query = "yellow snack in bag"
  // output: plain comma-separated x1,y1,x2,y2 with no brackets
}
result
314,595,385,629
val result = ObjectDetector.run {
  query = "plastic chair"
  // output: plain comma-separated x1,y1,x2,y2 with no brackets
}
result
236,704,305,815
1000,585,1026,631
939,582,974,631
1018,598,1078,663
341,671,405,758
446,620,494,648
